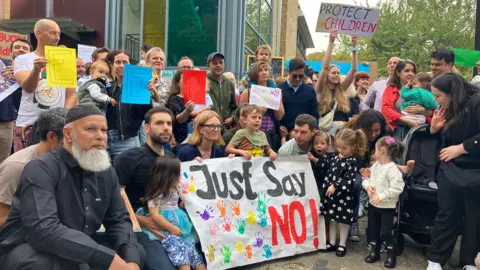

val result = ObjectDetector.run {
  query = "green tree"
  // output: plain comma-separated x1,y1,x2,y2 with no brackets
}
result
336,0,475,77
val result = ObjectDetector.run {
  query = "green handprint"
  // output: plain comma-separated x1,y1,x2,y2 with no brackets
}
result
237,219,246,235
258,212,268,227
220,245,232,264
256,192,270,215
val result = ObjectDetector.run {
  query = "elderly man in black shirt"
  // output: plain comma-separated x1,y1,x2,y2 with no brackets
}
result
0,105,144,270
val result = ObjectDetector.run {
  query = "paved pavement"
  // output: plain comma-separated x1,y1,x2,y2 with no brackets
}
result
242,218,462,270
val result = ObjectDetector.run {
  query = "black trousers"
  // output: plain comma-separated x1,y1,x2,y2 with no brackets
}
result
368,205,395,246
0,237,146,270
427,171,480,267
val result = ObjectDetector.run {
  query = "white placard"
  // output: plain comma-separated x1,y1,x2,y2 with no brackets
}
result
316,3,380,37
249,84,281,110
179,156,321,269
77,44,97,63
0,82,20,103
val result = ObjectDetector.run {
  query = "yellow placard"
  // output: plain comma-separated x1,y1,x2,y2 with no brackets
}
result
45,46,77,88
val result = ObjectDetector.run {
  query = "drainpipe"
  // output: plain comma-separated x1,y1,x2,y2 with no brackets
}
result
46,0,54,17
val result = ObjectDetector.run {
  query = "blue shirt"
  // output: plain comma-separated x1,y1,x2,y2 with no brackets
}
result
177,144,226,162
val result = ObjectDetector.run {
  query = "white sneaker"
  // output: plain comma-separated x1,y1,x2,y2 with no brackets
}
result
427,261,442,270
358,206,364,218
463,266,478,270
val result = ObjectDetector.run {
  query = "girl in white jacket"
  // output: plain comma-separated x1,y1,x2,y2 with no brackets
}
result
362,136,405,269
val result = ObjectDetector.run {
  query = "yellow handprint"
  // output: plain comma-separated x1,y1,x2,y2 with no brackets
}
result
188,184,196,193
206,244,216,262
235,240,244,253
247,210,256,225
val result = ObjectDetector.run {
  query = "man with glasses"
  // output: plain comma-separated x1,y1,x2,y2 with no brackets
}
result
114,107,176,270
278,58,318,132
177,56,194,70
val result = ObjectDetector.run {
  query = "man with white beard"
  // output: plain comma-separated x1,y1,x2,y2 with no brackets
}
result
0,105,144,270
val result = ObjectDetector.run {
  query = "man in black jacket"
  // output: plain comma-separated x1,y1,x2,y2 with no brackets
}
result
0,105,144,270
278,58,319,131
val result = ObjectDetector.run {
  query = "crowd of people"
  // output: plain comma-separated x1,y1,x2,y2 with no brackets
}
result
0,18,479,270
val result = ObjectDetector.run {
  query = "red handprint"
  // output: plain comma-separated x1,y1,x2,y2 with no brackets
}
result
230,202,241,217
223,217,232,232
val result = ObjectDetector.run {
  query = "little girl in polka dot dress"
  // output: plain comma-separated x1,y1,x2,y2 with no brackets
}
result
318,128,367,257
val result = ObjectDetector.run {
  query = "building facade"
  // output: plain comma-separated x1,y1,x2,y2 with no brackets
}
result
0,0,314,77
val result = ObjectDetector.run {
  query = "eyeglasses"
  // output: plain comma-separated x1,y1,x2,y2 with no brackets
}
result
200,124,222,131
292,74,305,79
179,66,194,70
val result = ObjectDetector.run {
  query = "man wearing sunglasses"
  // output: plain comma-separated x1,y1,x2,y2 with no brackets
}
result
277,58,319,132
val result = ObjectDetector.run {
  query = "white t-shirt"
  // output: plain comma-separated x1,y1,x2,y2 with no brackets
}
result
278,138,311,156
14,52,66,127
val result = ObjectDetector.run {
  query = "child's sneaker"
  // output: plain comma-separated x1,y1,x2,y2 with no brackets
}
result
348,222,360,242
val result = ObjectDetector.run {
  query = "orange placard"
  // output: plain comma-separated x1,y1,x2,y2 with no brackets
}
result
121,188,142,232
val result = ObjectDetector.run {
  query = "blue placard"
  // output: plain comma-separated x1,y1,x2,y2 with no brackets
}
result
284,60,371,75
121,64,153,104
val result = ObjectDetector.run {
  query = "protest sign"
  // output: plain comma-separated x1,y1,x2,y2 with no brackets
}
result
180,156,321,269
452,48,480,67
0,31,29,60
0,83,20,103
183,69,207,105
45,46,77,88
77,44,97,63
249,84,281,110
121,64,153,104
316,3,380,37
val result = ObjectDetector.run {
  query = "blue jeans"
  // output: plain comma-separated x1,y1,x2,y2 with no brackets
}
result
137,121,147,146
107,130,137,162
137,233,176,270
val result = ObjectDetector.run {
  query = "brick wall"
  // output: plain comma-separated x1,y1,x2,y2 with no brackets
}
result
280,0,298,61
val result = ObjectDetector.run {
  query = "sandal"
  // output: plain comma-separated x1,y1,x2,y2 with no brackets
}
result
325,242,336,252
336,245,347,257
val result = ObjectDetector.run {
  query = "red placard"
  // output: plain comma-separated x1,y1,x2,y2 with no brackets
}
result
182,70,207,105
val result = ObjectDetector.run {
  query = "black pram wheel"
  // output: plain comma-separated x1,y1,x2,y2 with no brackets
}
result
407,232,431,246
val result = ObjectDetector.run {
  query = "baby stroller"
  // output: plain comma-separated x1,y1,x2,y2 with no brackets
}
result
394,125,441,255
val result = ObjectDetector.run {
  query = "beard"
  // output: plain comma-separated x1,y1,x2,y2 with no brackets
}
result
150,132,171,146
71,141,111,172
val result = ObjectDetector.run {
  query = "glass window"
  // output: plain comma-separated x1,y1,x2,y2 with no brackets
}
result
260,0,271,42
119,0,142,63
143,0,167,49
244,0,272,60
246,0,259,31
167,0,218,67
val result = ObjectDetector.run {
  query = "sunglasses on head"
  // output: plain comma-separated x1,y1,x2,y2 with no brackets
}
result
292,74,305,79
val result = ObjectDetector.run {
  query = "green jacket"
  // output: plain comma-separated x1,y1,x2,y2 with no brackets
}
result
207,71,237,121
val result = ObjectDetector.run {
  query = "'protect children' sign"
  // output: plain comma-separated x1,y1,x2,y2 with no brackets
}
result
316,3,380,37
179,156,321,269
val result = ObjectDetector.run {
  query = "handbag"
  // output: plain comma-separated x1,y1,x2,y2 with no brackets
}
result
318,102,338,132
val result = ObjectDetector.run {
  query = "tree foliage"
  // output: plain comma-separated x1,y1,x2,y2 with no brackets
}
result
333,0,476,77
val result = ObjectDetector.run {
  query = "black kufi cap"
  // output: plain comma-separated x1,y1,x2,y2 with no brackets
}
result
65,104,104,125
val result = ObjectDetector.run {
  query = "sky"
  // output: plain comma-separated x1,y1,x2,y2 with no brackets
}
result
298,0,381,54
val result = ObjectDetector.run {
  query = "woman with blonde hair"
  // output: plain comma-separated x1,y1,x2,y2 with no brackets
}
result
316,31,359,134
177,110,226,162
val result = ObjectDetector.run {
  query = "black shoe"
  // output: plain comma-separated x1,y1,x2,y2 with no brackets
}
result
365,243,381,263
336,245,347,257
384,246,397,268
325,242,336,252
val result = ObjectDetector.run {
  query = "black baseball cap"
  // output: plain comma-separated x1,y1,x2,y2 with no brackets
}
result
207,52,224,65
304,65,314,77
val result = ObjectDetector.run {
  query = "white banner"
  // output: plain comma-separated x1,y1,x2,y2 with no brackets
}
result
316,3,380,37
180,156,321,269
249,84,281,110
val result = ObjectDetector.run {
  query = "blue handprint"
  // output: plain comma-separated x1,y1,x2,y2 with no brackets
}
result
237,219,246,235
253,232,264,248
256,192,270,215
258,212,268,227
196,205,215,221
262,244,272,259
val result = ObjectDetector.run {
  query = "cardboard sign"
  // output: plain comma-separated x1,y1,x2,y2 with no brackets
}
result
179,156,321,269
45,46,77,88
183,69,207,105
121,64,153,104
0,31,29,60
249,84,281,110
77,44,97,64
316,3,380,37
